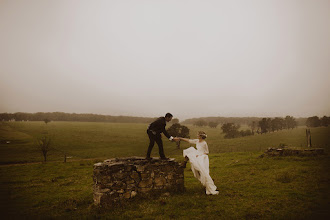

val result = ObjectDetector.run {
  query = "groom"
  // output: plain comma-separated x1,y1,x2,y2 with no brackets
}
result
146,113,177,160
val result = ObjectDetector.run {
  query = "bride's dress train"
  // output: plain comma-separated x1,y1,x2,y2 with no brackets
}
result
183,146,219,195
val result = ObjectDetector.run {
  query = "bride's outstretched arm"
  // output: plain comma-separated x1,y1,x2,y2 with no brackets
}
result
178,137,190,143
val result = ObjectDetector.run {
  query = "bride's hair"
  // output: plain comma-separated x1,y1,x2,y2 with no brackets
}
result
198,131,207,139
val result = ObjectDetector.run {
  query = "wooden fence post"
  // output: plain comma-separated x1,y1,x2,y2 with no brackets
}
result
306,129,312,147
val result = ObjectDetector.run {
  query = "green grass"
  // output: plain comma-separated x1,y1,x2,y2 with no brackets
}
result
187,125,330,153
0,121,329,219
1,153,329,219
1,121,329,164
0,121,151,163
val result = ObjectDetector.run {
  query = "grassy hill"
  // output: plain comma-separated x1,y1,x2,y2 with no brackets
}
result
0,121,329,219
1,152,329,219
1,121,329,164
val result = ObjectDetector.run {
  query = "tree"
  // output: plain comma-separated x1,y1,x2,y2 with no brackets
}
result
271,117,284,132
306,116,321,127
240,130,253,137
194,120,207,127
36,136,52,162
258,118,270,134
221,123,241,138
208,121,219,128
167,123,190,149
284,116,297,129
320,116,330,127
249,121,257,134
44,118,51,124
171,118,179,124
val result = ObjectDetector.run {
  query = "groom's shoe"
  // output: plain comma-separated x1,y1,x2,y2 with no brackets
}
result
145,157,152,160
160,157,169,160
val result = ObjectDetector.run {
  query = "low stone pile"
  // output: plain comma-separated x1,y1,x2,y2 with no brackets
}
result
93,157,184,207
261,147,325,157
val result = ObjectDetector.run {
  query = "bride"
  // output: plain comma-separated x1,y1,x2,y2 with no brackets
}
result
178,131,219,195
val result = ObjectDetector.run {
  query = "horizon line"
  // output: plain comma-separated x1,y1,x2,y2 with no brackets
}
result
1,111,328,121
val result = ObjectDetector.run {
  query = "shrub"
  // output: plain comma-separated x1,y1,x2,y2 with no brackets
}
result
208,121,219,128
193,120,207,127
224,130,241,139
239,130,253,137
221,123,241,139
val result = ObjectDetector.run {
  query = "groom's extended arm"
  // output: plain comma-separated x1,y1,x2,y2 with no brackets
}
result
162,126,174,141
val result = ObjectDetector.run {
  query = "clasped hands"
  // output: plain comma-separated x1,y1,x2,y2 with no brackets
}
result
172,137,181,142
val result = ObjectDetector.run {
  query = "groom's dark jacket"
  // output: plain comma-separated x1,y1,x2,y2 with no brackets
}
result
147,117,171,139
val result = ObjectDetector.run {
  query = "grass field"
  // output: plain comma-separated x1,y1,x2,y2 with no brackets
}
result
1,121,329,164
0,121,329,219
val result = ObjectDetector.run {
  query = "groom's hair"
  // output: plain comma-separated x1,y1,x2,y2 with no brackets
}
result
165,113,173,118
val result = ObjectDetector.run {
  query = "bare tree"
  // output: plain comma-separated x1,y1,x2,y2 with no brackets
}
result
36,136,52,162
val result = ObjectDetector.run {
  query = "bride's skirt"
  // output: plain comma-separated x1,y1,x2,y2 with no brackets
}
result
183,147,219,195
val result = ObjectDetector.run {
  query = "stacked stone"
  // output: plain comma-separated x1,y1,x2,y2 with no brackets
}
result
261,147,325,157
93,157,184,207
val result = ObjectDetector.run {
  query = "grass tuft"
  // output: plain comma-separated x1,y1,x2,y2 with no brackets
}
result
275,171,294,183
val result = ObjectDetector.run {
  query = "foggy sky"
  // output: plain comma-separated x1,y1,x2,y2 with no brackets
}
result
1,0,329,120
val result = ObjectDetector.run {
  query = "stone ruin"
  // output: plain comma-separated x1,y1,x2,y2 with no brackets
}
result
93,157,184,207
261,147,325,157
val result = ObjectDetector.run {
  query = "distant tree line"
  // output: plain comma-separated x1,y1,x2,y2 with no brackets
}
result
0,112,156,123
192,120,220,128
256,116,297,134
221,123,253,139
185,116,308,127
306,116,330,127
220,116,299,139
186,117,262,127
2,112,328,128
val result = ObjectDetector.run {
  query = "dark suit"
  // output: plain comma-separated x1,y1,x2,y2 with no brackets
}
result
146,117,172,158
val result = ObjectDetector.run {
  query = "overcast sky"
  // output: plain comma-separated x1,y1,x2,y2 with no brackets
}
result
0,0,329,120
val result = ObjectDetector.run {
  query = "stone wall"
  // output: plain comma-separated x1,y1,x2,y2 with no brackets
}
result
93,157,184,207
261,147,325,157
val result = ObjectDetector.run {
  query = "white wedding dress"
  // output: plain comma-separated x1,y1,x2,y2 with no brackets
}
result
183,139,219,195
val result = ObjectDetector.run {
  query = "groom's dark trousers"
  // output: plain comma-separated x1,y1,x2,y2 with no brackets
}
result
146,116,171,158
146,130,166,158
